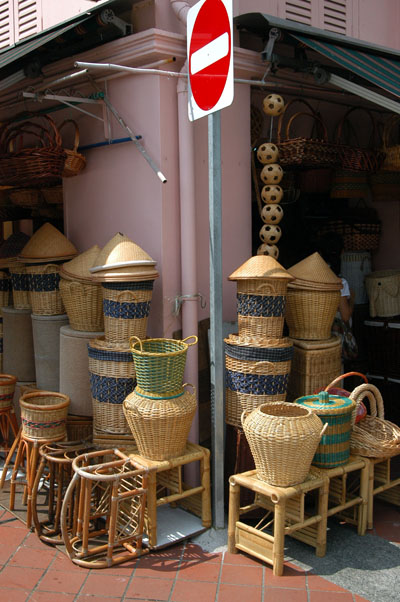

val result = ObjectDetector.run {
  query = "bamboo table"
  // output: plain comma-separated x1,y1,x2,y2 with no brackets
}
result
129,442,212,548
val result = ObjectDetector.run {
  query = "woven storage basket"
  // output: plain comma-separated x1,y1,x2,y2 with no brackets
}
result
0,373,17,409
9,189,41,207
349,383,400,458
9,264,31,309
19,391,70,440
330,170,369,199
0,317,2,371
287,336,342,401
123,383,197,460
88,338,135,435
224,336,293,427
58,120,86,177
365,270,400,318
236,279,289,338
60,278,103,331
41,186,63,205
285,288,340,340
242,402,326,486
130,335,198,397
26,263,65,315
0,270,11,310
295,390,355,468
369,171,400,202
319,219,381,252
66,414,93,442
102,281,154,343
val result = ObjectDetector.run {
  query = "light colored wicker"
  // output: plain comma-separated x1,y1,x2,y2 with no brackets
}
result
285,288,341,340
19,391,70,440
102,283,154,343
242,402,326,486
0,270,11,311
229,255,294,282
94,232,155,268
61,245,102,280
9,264,31,309
19,223,78,261
59,120,86,177
288,252,342,286
0,373,17,409
60,278,103,331
349,383,400,458
123,384,197,460
287,337,342,400
365,270,400,318
26,263,65,315
130,335,197,397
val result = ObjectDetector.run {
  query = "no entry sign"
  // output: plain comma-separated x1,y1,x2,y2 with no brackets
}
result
187,0,233,121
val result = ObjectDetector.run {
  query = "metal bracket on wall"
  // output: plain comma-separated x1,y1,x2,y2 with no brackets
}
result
173,294,207,317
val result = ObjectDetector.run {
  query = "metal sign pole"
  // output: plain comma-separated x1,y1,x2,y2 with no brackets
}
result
208,110,225,529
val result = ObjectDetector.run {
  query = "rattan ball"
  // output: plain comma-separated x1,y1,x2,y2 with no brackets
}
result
263,94,285,116
257,242,279,259
259,224,282,245
257,142,279,164
260,163,283,185
261,185,283,204
261,203,284,224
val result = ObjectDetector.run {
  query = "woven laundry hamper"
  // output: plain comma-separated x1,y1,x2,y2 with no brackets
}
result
224,334,293,427
0,271,11,311
88,337,135,435
9,264,31,309
365,270,400,318
26,263,65,316
102,281,155,343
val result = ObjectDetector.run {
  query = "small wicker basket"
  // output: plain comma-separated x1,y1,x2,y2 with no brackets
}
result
19,391,70,440
60,278,103,331
236,279,289,338
0,373,17,409
26,263,65,316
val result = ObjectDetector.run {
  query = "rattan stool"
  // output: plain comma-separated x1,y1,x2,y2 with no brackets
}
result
31,441,95,545
128,442,212,548
61,448,149,568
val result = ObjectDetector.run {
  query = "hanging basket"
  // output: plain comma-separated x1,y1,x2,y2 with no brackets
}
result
58,120,86,177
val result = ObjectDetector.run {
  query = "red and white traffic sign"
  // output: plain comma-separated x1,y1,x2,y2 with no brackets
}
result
187,0,233,121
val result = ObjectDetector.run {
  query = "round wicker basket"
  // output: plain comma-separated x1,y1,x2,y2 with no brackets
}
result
0,373,17,409
60,278,103,331
19,391,70,440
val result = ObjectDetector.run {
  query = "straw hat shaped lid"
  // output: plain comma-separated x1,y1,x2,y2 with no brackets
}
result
61,245,102,280
288,252,341,285
93,233,155,269
229,255,294,281
19,223,78,260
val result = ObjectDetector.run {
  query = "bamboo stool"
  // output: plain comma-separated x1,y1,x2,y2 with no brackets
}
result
364,455,400,530
61,448,149,568
8,431,66,529
0,405,19,455
129,442,212,548
228,469,329,576
31,441,95,545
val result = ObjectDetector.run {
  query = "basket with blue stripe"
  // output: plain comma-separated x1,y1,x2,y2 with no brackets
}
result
102,281,154,344
0,270,11,313
25,263,65,316
9,264,31,309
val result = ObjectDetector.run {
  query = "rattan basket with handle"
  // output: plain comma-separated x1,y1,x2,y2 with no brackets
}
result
60,278,103,331
58,120,86,177
9,264,31,309
0,373,17,409
19,390,70,440
26,263,65,315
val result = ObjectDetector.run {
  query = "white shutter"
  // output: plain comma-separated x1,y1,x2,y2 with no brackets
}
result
283,0,313,26
0,0,14,48
322,0,348,35
15,0,39,41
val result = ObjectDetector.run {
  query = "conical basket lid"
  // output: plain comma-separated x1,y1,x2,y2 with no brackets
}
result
229,255,294,281
19,223,78,260
93,233,154,269
288,252,341,285
62,245,102,280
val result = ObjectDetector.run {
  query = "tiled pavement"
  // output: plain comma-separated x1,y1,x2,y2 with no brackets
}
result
2,499,399,602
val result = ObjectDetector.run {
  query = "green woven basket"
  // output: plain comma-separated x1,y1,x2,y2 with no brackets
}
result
129,335,197,397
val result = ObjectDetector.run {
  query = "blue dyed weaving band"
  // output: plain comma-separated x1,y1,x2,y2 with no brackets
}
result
11,273,30,291
103,299,151,319
30,273,60,292
102,281,154,291
88,346,133,363
225,342,293,362
0,279,10,292
90,373,135,404
237,293,286,317
226,370,289,395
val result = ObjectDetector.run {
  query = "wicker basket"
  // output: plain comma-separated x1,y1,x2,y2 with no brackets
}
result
58,120,86,177
19,391,70,440
295,390,355,468
9,264,31,309
130,335,198,397
26,263,65,316
0,373,17,409
224,337,293,427
123,383,197,460
9,189,41,207
242,402,326,486
60,278,103,331
41,186,63,205
0,271,11,310
349,383,400,458
285,288,341,340
66,414,93,442
236,279,289,338
88,338,135,435
319,219,381,252
330,170,369,199
365,270,400,318
102,281,154,343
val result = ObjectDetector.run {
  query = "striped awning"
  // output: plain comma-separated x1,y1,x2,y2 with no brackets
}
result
292,33,400,100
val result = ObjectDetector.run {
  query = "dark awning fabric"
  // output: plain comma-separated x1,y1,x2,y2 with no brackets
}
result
292,33,400,100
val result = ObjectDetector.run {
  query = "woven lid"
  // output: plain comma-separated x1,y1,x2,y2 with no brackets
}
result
0,232,30,258
89,263,159,282
295,390,355,415
19,223,78,260
288,252,342,285
229,255,294,281
225,333,292,348
62,245,102,280
93,233,154,268
290,335,341,350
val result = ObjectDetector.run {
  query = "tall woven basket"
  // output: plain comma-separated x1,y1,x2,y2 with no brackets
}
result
9,264,31,309
0,271,11,310
224,335,293,427
60,278,103,331
242,402,326,486
19,391,70,441
102,281,154,343
285,288,341,340
236,279,288,338
88,338,135,435
0,373,17,409
123,383,197,460
26,263,65,316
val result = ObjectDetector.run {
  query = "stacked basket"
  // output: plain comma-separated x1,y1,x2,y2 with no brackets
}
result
285,252,343,400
